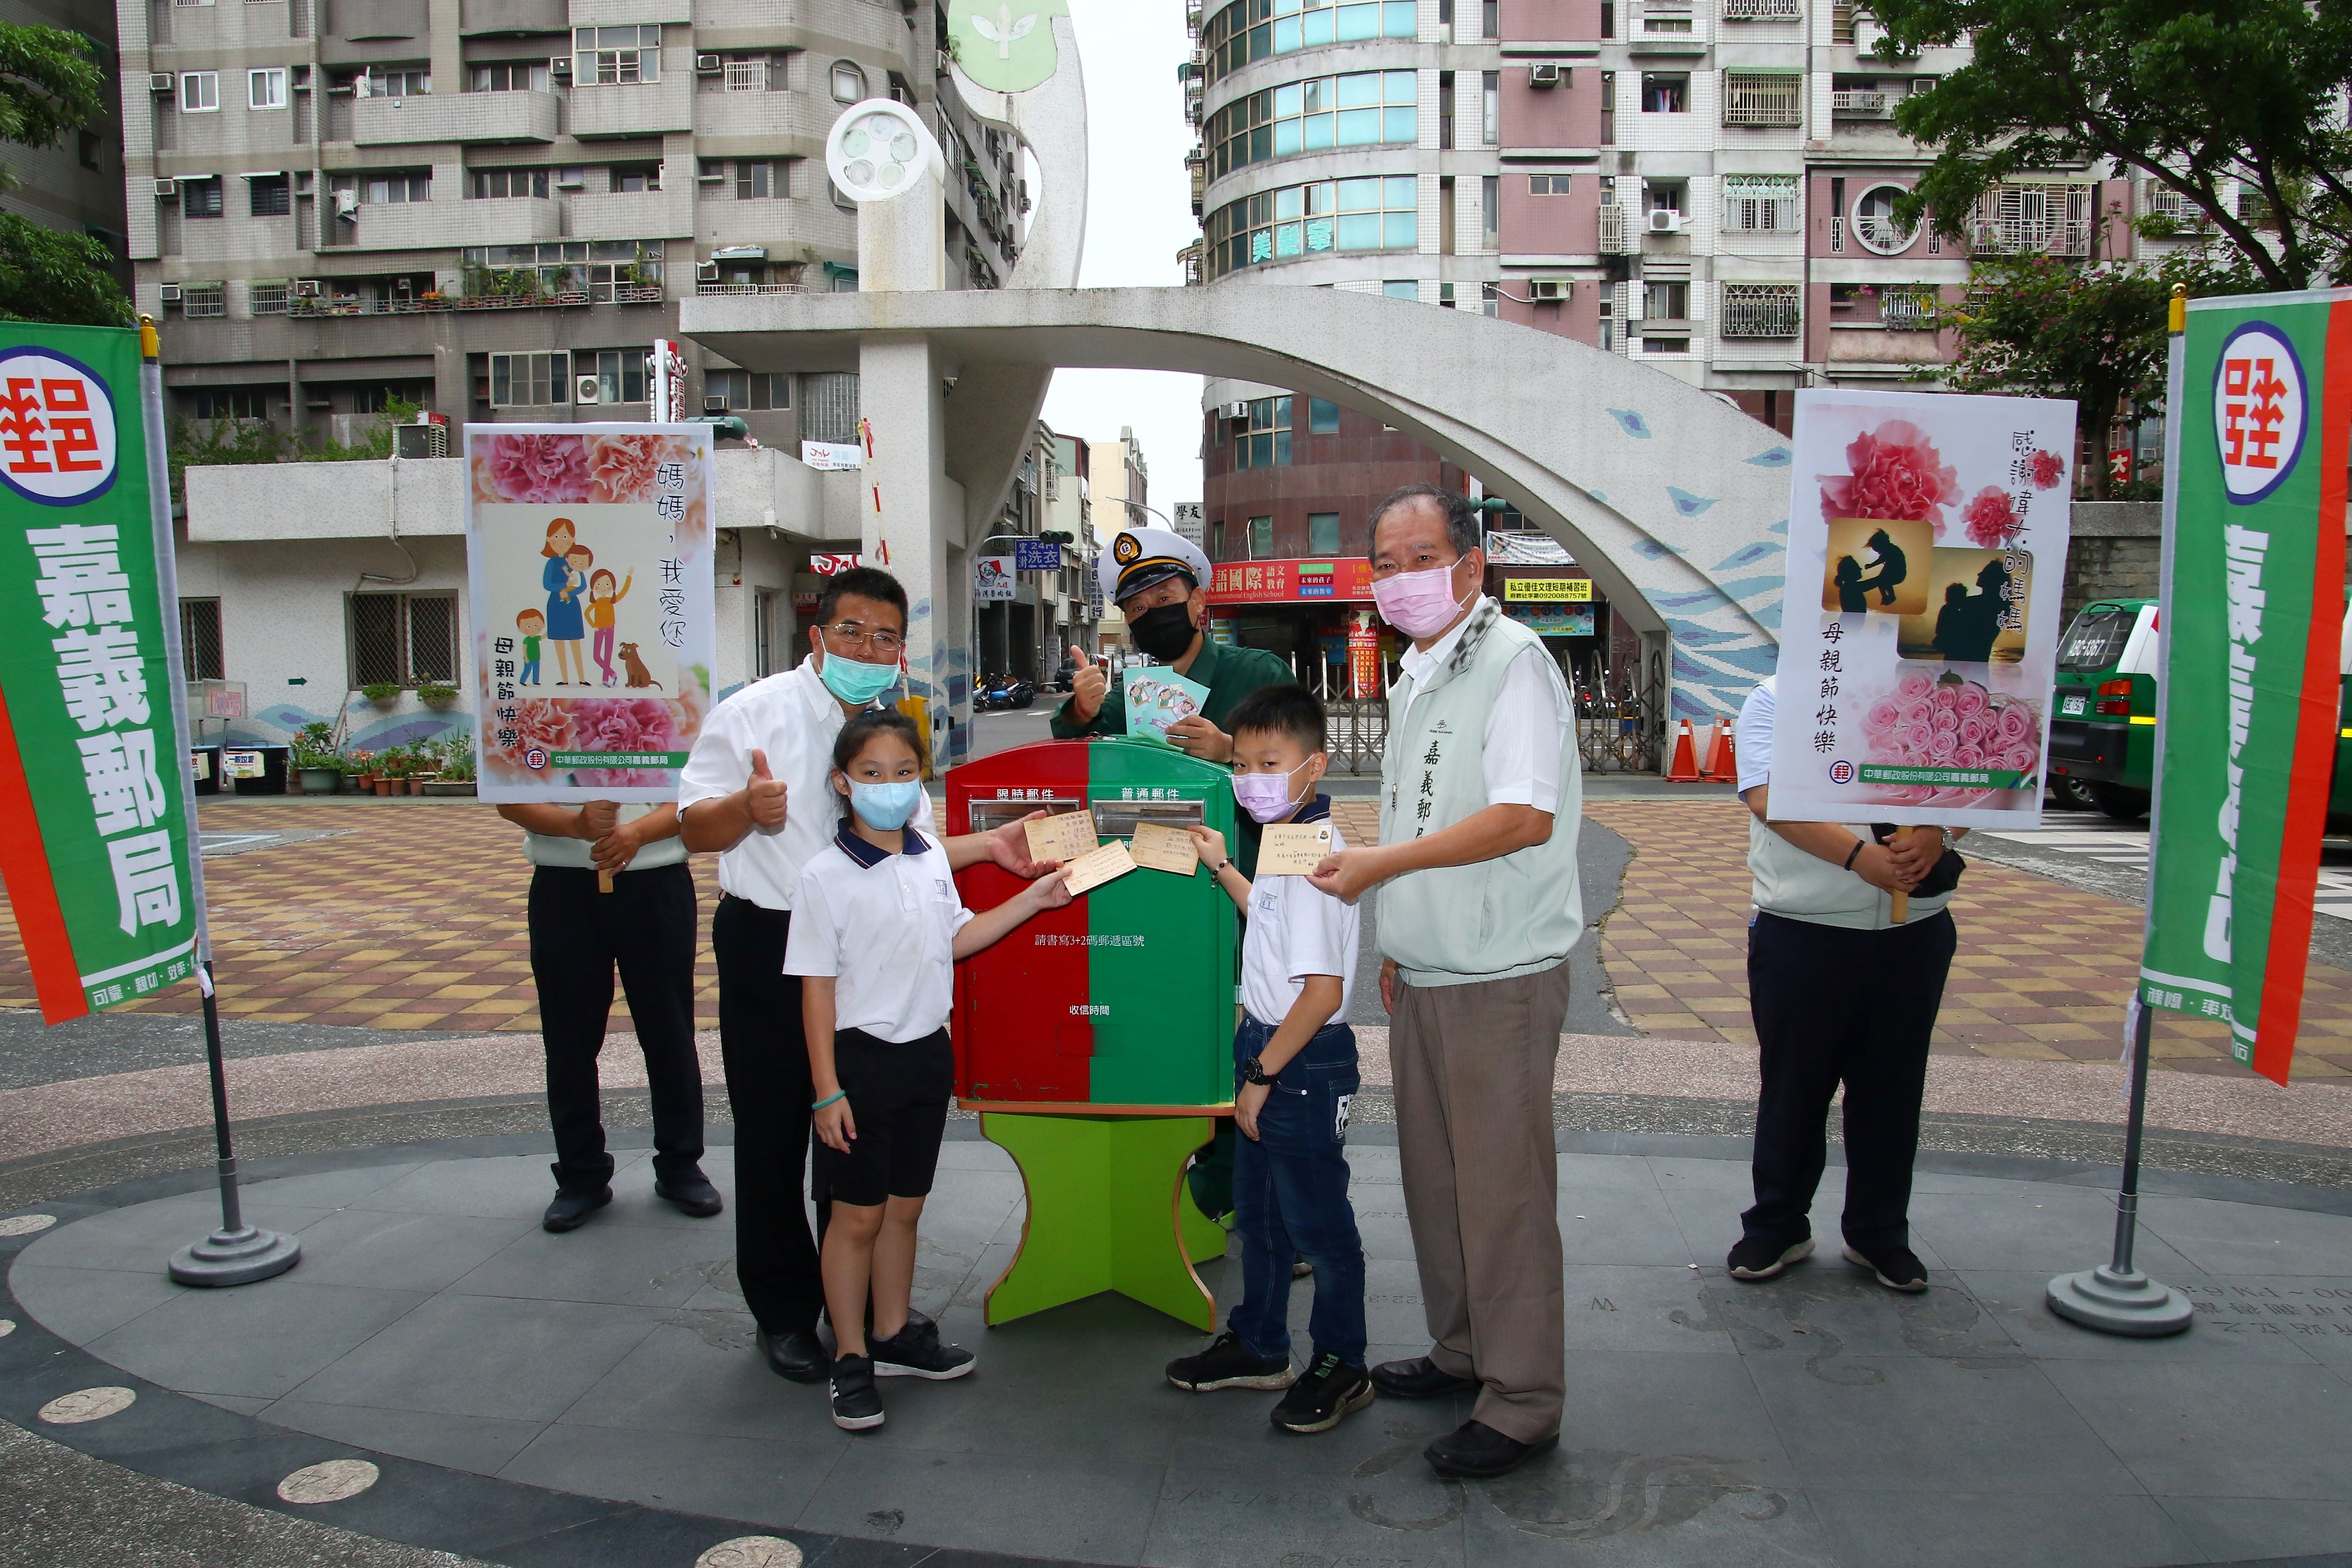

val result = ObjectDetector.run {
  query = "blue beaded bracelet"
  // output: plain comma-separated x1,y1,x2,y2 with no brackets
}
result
812,1090,847,1111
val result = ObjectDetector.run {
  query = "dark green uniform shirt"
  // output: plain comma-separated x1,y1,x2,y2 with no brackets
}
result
1050,636,1295,876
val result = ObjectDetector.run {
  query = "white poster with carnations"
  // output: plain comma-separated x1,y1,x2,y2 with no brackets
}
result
1767,388,2076,828
464,425,715,802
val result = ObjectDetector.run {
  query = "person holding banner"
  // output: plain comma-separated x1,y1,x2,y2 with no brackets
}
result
679,566,1061,1386
495,799,716,1232
1727,676,1963,1294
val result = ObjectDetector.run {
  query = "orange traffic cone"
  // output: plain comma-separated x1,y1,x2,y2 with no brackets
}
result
1666,719,1701,782
1708,715,1738,783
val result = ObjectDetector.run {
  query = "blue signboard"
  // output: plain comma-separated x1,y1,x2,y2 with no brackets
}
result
1015,539,1062,571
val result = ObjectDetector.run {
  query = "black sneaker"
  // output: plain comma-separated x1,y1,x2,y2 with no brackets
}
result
1727,1234,1813,1281
1270,1353,1375,1434
829,1353,884,1431
1166,1330,1296,1393
1843,1242,1929,1292
870,1318,974,1380
541,1186,612,1233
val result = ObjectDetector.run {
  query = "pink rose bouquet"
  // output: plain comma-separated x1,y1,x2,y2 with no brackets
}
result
1851,666,2043,806
1820,419,1962,530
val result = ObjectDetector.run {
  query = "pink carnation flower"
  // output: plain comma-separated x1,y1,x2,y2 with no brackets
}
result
485,434,591,503
588,433,697,504
1820,419,1962,527
1963,486,2020,549
569,697,683,787
2030,449,2065,489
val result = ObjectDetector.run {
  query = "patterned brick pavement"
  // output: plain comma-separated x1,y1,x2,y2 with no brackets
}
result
6,796,2348,1081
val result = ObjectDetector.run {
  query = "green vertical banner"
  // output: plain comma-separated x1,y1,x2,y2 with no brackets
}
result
0,323,204,1023
2141,291,2352,1084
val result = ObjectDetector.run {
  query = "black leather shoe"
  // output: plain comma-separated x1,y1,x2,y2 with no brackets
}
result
1369,1356,1477,1400
654,1174,723,1217
758,1327,828,1384
541,1186,612,1233
1425,1419,1557,1479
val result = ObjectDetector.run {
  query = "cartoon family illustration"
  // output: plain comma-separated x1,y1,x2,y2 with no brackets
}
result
516,516,643,688
1832,527,1910,612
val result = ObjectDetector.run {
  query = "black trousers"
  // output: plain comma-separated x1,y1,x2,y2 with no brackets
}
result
714,893,825,1337
528,862,704,1194
1742,908,1957,1254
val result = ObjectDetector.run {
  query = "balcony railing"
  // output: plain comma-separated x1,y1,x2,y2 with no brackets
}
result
1723,73,1803,127
1879,290,1935,329
1831,89,1890,118
1598,202,1626,254
1969,217,2092,257
1721,0,1799,15
1719,284,1800,338
693,282,808,294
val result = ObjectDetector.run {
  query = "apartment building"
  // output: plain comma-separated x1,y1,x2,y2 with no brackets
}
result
1086,423,1147,650
976,420,1101,683
2,0,130,279
119,0,1027,446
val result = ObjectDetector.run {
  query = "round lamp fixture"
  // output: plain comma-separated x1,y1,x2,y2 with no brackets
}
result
825,98,946,203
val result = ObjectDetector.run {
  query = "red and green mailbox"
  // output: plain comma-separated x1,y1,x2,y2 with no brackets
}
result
948,737,1235,1328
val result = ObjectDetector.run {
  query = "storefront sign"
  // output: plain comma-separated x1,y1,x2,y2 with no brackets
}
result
465,425,716,801
0,324,204,1022
1346,615,1382,697
975,556,1015,601
1502,576,1593,602
1507,603,1595,637
810,553,865,576
1768,387,2077,828
1014,539,1061,571
2140,293,2349,1084
1208,558,1375,604
801,440,863,471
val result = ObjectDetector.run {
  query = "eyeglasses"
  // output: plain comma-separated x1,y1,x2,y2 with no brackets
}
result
824,622,905,655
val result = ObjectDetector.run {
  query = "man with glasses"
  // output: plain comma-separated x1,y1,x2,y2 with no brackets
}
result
1307,485,1581,1480
680,566,1057,1385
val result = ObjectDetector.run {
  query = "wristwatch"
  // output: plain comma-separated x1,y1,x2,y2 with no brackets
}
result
1240,1056,1274,1086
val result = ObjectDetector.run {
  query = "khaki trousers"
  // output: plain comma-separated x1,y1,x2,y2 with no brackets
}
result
1391,959,1572,1443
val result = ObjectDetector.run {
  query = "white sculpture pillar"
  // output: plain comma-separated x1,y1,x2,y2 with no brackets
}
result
829,99,967,765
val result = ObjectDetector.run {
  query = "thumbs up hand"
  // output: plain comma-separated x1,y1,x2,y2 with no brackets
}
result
1069,644,1109,723
745,747,789,831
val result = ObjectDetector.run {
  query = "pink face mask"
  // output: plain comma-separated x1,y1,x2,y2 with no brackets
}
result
1231,762,1311,824
1371,558,1471,638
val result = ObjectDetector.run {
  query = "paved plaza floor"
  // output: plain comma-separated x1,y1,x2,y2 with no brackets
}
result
8,1123,2352,1568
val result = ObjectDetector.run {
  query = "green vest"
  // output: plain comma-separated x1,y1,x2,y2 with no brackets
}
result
1377,601,1584,987
1747,816,1955,929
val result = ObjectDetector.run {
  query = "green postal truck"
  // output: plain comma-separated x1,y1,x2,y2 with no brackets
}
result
2050,597,2352,830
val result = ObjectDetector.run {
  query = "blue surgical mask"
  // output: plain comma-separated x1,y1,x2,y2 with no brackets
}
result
819,650,901,707
849,779,923,832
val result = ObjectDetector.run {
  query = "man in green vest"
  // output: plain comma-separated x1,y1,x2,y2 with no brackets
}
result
1052,524,1293,874
1310,485,1582,1480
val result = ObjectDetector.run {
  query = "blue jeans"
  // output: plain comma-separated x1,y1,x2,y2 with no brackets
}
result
1228,1015,1366,1368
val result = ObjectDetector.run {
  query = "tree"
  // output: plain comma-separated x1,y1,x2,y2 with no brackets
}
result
0,23,127,326
1873,0,2352,290
1928,250,2258,498
0,213,132,326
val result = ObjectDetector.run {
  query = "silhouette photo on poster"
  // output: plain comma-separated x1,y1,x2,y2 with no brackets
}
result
1819,517,1932,618
1899,546,2031,665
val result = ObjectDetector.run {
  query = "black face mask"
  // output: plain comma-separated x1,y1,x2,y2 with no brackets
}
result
1127,600,1199,662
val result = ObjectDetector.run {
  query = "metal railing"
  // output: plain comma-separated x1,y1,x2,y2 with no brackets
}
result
1719,284,1801,338
1831,88,1889,117
1598,201,1626,254
694,282,807,294
1721,0,1799,14
1969,216,2092,257
1879,290,1935,328
1325,697,1388,777
1722,72,1803,126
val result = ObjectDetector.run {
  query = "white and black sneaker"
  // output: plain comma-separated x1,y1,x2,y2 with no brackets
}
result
829,1353,885,1430
1727,1235,1814,1281
1271,1353,1375,1434
1166,1330,1297,1393
870,1318,975,1380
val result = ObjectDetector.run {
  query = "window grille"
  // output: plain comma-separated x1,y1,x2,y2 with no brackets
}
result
349,592,457,689
1720,0,1798,16
1968,183,2091,256
180,599,224,681
250,283,290,315
1723,174,1797,231
802,373,860,443
1722,72,1801,127
180,282,226,318
724,58,763,91
1719,283,1800,337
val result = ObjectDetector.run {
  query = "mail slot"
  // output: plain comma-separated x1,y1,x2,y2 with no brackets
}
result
949,736,1236,1108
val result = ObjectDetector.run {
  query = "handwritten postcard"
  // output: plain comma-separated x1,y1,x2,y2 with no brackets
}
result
1024,809,1099,865
1256,822,1335,876
1062,839,1138,897
1129,822,1200,876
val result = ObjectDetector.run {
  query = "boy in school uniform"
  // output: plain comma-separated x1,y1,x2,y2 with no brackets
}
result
1166,685,1372,1434
787,709,1074,1432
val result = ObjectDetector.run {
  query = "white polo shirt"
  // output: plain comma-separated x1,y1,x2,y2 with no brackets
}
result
677,660,935,910
1396,597,1574,813
1240,798,1361,1026
782,823,973,1044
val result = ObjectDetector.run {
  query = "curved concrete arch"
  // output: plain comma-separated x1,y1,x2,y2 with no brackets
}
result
683,285,1791,720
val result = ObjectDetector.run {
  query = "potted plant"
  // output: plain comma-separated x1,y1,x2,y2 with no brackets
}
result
292,721,342,794
376,746,410,796
421,733,477,796
347,748,376,789
417,683,459,710
361,682,401,708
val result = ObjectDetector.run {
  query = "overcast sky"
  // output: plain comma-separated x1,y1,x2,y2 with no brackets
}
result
1034,0,1205,520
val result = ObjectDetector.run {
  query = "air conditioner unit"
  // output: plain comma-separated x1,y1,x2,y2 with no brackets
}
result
695,53,721,72
153,177,177,198
1529,277,1570,302
296,279,321,296
574,374,601,405
1647,208,1683,233
1529,61,1565,87
554,169,583,189
1219,401,1245,419
703,394,728,413
548,56,571,75
159,283,182,303
353,75,373,97
149,72,174,93
334,188,359,218
695,260,719,282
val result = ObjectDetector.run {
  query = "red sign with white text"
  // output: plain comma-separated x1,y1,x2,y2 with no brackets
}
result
1208,558,1375,604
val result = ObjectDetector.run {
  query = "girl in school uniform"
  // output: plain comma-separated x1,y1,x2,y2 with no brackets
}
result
783,709,1072,1431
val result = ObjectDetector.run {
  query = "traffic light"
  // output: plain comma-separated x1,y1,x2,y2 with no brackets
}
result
1039,530,1075,545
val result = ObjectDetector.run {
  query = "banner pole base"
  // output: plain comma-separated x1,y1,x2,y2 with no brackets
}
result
2046,1264,2193,1338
